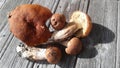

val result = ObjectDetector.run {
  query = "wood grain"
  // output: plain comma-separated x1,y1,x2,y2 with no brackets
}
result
0,0,119,68
116,1,120,68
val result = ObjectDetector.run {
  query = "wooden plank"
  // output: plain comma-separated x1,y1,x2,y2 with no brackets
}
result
33,0,59,12
116,1,120,68
81,0,90,13
98,1,117,68
0,0,32,31
0,37,26,68
0,0,6,8
75,0,118,68
0,24,11,52
0,0,7,9
0,0,8,31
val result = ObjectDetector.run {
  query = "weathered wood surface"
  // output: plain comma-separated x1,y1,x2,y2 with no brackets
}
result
0,0,119,68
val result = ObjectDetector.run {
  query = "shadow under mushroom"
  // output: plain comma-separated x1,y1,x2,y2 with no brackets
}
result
78,23,115,58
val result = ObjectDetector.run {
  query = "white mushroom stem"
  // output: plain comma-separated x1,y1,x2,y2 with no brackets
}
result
16,44,46,60
16,44,62,64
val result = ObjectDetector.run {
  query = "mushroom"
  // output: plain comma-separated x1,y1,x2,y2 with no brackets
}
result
16,44,62,64
69,11,92,38
52,11,92,41
61,37,82,55
50,13,66,30
8,4,52,46
51,23,79,41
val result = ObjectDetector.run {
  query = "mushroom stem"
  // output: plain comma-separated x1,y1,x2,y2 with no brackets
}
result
52,23,79,41
16,44,62,64
61,40,69,47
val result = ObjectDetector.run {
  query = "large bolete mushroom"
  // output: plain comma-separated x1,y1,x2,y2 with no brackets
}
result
8,4,52,46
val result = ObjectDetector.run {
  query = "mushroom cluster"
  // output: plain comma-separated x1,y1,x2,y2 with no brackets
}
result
51,11,92,55
8,4,92,64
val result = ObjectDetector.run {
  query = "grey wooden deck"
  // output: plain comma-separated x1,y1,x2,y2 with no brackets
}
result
0,0,119,68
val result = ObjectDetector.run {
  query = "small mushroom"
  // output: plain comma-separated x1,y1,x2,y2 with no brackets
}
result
50,13,66,30
62,37,82,55
8,4,52,46
46,46,62,64
69,11,92,38
16,44,62,64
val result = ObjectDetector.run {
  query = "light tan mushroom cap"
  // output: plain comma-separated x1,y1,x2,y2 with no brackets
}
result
69,11,92,38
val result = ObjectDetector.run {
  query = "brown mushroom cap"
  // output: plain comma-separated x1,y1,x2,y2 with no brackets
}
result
8,4,52,46
50,13,66,30
69,11,92,38
65,37,82,55
45,46,62,64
